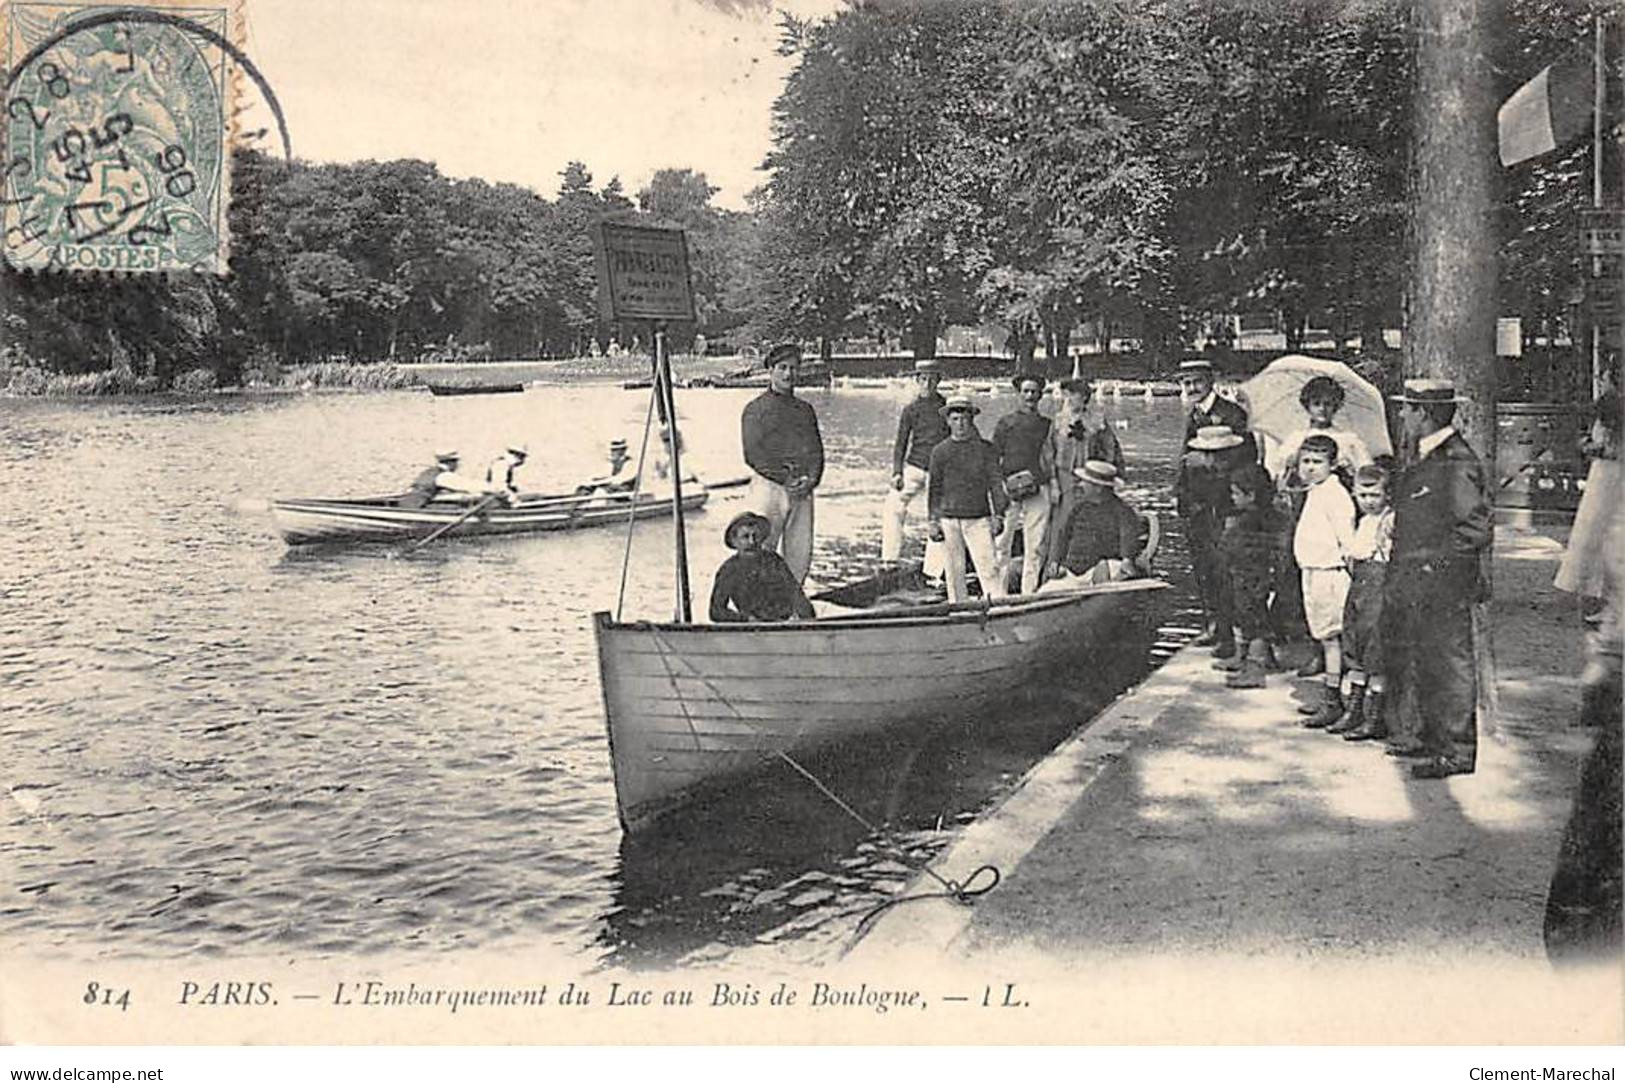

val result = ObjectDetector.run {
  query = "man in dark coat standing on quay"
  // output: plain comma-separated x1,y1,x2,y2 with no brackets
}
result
1384,379,1492,779
741,343,824,585
1178,358,1251,645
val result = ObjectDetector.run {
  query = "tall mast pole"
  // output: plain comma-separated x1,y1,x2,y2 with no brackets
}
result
652,321,692,621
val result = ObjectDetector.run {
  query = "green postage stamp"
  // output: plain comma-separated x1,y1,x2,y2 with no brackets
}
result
3,1,241,274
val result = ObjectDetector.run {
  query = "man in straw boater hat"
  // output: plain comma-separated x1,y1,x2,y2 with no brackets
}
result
927,391,1009,603
1178,357,1249,446
1042,460,1145,589
1179,423,1251,655
1382,378,1492,779
708,511,815,623
577,438,637,495
1177,358,1251,648
991,371,1057,594
883,358,950,577
740,342,824,585
486,443,529,497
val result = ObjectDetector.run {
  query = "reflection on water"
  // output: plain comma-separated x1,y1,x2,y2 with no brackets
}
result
0,381,1203,966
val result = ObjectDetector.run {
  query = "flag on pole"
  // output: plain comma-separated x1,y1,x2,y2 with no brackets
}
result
1497,44,1596,167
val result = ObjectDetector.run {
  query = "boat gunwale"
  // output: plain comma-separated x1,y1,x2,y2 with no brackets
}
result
592,578,1167,635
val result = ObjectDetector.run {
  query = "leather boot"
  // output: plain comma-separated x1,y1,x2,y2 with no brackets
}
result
1211,635,1237,659
1327,685,1366,734
1300,684,1344,728
1225,657,1266,689
1344,689,1388,741
1213,654,1244,672
1295,650,1325,678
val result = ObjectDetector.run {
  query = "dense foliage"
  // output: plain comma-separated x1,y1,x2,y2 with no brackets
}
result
0,0,1610,388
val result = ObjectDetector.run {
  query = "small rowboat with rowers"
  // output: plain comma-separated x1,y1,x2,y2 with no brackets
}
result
269,484,710,546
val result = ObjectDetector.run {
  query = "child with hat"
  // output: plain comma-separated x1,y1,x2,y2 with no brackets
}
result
1213,463,1291,687
709,511,815,623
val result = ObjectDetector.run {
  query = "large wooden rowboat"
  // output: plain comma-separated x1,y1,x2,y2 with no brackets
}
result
270,485,709,545
593,572,1167,833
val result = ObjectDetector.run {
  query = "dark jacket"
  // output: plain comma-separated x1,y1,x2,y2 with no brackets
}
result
741,389,824,487
710,551,815,622
893,393,951,474
400,466,442,509
928,436,1010,521
1388,430,1492,602
1053,492,1143,575
1184,393,1250,445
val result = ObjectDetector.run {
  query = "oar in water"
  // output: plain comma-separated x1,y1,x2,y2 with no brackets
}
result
408,494,501,551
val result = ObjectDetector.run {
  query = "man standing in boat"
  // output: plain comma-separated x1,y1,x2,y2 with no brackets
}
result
928,393,1008,603
992,373,1056,594
883,358,949,576
741,342,824,585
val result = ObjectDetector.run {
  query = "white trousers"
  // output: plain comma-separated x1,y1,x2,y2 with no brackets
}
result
997,488,1052,595
747,474,815,584
881,464,944,575
941,517,1007,603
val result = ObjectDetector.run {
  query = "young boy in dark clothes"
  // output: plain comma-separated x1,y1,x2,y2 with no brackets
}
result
1214,463,1291,689
1331,459,1396,739
709,511,815,623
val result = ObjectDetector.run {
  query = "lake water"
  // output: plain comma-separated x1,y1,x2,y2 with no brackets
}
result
0,380,1202,968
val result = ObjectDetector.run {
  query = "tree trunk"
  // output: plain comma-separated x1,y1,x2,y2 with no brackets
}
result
1407,0,1498,457
909,309,939,359
1009,326,1036,368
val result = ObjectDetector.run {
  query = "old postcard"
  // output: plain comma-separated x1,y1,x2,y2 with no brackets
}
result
1,0,1621,1060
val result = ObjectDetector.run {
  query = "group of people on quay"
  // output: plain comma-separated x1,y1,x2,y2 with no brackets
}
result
717,340,1560,788
1172,354,1498,782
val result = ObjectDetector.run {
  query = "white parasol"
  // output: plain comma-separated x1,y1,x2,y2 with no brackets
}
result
1239,354,1394,468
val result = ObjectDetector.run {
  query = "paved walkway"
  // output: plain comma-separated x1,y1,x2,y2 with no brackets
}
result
848,525,1621,1042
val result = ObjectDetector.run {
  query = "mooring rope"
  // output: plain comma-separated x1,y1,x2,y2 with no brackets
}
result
645,628,1003,940
613,382,661,622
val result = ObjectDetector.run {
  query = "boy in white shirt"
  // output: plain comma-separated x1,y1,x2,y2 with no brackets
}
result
1293,434,1358,728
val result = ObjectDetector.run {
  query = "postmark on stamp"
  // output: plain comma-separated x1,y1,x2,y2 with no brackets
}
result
3,1,243,274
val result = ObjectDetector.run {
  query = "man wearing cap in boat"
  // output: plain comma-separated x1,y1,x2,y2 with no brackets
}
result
578,439,638,494
486,444,529,497
883,358,950,577
1043,460,1145,589
927,392,1008,603
992,372,1057,594
1179,424,1250,652
1383,378,1492,780
709,511,815,623
1045,376,1125,577
741,342,824,585
399,449,507,509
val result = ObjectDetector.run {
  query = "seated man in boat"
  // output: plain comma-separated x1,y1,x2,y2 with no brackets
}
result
486,444,529,497
1041,460,1146,589
578,439,638,495
400,450,508,508
709,511,815,623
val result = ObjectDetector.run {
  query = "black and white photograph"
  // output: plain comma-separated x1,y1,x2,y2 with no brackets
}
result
1,0,1621,1068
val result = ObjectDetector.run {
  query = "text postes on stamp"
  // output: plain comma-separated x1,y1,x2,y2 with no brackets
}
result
3,1,243,274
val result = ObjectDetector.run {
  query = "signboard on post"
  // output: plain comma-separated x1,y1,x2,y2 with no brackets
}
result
594,223,698,323
1580,209,1624,256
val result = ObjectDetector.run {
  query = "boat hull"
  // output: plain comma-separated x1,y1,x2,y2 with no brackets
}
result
593,578,1166,832
424,382,525,396
270,488,708,545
